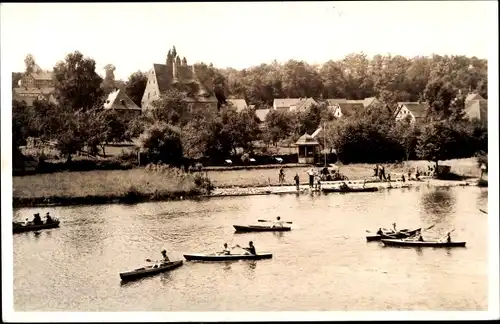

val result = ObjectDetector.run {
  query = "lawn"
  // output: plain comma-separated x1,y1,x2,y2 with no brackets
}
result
12,158,480,199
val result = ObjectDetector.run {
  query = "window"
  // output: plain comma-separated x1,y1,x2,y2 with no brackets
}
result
120,99,126,106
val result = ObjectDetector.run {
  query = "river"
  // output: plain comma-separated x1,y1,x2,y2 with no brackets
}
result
12,186,488,311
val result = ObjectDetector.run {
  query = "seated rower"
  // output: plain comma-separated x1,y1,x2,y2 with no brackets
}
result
241,241,256,255
45,212,53,224
272,216,284,228
392,222,397,233
340,182,349,190
219,243,232,255
161,249,170,264
376,228,383,235
24,218,30,226
33,213,43,225
417,234,424,242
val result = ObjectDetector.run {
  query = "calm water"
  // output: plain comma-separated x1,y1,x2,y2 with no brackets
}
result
13,186,488,311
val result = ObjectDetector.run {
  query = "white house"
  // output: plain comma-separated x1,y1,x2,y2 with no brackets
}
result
394,102,429,123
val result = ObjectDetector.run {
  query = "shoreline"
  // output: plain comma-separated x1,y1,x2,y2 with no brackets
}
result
12,177,484,208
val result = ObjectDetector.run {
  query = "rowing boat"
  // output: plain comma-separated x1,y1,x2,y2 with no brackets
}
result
366,228,421,242
322,187,379,193
233,225,291,232
380,239,466,248
119,260,183,281
184,253,273,261
13,220,60,234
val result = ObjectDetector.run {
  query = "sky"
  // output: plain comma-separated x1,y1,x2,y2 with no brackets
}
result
0,1,497,80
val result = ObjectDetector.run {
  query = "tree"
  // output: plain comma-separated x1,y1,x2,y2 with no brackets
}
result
139,122,183,165
263,109,293,146
102,64,117,95
86,110,130,157
125,71,148,107
12,72,23,88
12,100,34,148
24,54,36,74
391,119,421,161
53,51,104,111
416,120,465,171
423,79,457,120
151,89,190,126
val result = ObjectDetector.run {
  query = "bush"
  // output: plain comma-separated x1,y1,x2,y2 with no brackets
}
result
193,173,214,193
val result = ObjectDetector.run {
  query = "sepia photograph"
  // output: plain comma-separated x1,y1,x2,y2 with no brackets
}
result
1,1,498,322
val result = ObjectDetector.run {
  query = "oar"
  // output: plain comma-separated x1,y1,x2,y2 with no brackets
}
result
424,224,435,231
479,209,488,214
258,219,293,224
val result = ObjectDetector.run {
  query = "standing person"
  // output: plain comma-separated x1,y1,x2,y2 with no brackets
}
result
279,167,285,185
401,174,406,183
307,168,315,188
408,169,412,180
294,173,300,191
374,164,379,177
381,165,386,180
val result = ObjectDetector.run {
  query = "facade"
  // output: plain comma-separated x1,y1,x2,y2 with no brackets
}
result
141,55,218,113
13,64,56,107
295,133,320,164
394,102,429,123
104,89,142,118
273,98,317,112
464,93,487,126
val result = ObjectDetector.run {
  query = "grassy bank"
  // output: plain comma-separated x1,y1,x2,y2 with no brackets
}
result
12,158,481,208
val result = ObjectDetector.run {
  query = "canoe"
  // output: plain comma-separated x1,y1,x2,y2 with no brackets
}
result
233,225,291,232
322,187,379,193
381,239,466,248
366,228,421,242
184,253,273,261
13,220,60,234
119,260,183,281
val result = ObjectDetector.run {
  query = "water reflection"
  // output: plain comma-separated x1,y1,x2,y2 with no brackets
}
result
421,188,456,218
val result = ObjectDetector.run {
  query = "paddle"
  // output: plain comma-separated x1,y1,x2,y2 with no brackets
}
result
258,219,293,224
479,209,488,214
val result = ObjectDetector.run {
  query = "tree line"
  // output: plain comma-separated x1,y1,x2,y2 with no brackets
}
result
12,49,488,169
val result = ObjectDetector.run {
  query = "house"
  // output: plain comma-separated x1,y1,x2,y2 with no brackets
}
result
226,99,248,112
465,93,484,102
294,133,320,164
347,97,381,109
465,98,488,126
394,102,429,123
273,98,317,112
13,64,56,107
332,102,365,118
141,52,218,113
103,89,142,118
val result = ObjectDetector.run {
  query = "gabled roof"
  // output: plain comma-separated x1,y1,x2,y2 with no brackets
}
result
325,98,348,106
311,127,323,138
465,93,484,102
104,89,141,110
274,98,302,108
227,99,248,112
255,108,270,122
465,99,487,121
295,133,319,146
337,102,365,116
395,102,429,118
292,97,317,110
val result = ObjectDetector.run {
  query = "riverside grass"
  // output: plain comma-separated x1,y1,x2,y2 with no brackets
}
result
14,158,480,197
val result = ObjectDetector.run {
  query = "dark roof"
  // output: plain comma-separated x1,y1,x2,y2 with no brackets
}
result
395,102,429,118
337,102,365,116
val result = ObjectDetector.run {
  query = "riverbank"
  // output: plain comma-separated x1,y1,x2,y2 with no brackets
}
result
12,158,484,208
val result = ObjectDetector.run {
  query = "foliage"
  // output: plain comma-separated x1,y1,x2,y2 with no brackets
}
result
12,100,34,148
24,54,36,73
263,109,293,145
138,122,183,165
53,51,104,111
125,71,148,107
151,89,190,126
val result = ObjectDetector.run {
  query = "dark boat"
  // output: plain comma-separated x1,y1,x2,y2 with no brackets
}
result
119,260,183,281
381,239,466,248
233,225,291,232
322,187,379,193
13,220,60,234
184,253,273,261
366,228,421,242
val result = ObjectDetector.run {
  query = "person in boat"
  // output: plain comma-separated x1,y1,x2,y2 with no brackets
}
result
161,250,170,264
446,232,451,243
272,216,284,228
417,234,424,242
219,243,232,255
45,212,53,224
33,213,43,225
392,222,397,232
24,218,30,226
294,173,300,191
241,241,256,255
376,228,384,235
340,182,349,190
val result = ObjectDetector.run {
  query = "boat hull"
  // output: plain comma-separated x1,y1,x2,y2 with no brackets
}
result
366,228,421,241
13,221,60,234
381,239,466,248
233,225,291,232
119,260,183,281
184,253,273,261
323,187,379,193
